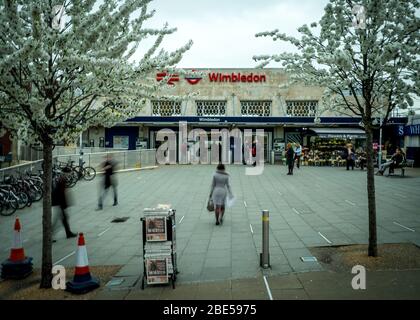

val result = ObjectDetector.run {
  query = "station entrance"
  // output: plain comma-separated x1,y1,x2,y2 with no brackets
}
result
149,126,272,164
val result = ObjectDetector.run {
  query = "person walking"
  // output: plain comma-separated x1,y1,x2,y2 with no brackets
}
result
97,154,118,210
345,143,355,170
209,163,233,225
286,143,295,175
52,168,77,240
294,143,302,169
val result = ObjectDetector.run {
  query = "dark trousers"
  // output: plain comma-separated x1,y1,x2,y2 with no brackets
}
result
295,155,301,168
99,184,118,207
53,207,73,237
288,163,294,174
346,159,354,170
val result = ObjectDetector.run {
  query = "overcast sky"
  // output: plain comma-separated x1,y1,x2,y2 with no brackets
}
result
135,0,418,112
140,0,329,68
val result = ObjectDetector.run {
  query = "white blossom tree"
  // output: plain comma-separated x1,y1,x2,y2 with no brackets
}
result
0,0,191,288
254,0,419,257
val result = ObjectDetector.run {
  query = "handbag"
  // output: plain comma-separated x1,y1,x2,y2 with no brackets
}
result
207,198,214,212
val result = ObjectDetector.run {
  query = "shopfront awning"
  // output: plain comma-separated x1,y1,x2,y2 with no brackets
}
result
309,127,366,139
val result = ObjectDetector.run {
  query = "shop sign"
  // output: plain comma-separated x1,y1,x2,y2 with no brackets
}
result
405,124,420,136
318,133,365,139
397,125,404,136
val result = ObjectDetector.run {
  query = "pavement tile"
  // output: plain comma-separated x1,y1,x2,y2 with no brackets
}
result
2,165,420,298
271,289,309,300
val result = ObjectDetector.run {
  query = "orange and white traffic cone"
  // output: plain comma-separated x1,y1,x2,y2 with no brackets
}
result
66,233,100,294
1,218,33,279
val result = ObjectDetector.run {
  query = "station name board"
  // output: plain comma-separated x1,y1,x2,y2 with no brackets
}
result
156,71,267,85
208,72,266,83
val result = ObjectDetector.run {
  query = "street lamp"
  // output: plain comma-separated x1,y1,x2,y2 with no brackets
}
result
378,114,383,167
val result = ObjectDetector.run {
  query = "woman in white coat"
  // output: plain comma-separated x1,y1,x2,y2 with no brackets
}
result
209,163,233,225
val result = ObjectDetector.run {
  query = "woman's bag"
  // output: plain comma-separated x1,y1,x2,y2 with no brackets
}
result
207,198,214,212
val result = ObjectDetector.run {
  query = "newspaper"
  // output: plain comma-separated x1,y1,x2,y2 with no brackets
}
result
145,216,167,241
145,257,170,284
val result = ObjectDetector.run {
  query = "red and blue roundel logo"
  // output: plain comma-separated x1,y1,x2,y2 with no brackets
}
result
184,70,202,85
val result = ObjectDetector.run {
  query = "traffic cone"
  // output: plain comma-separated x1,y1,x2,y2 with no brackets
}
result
66,233,100,294
1,218,33,279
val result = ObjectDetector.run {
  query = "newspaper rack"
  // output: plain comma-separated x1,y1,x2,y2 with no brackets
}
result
140,205,178,289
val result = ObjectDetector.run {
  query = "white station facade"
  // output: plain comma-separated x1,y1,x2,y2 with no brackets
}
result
81,68,407,163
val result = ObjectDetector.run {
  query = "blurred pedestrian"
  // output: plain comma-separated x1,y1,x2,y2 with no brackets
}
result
52,168,76,241
209,163,233,225
294,143,302,169
252,139,257,167
344,143,355,170
286,143,295,175
357,150,367,170
97,154,118,210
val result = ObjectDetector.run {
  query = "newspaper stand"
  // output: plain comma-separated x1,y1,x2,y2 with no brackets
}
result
140,206,178,289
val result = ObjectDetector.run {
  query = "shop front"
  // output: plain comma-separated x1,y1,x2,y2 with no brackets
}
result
404,121,420,166
302,127,366,166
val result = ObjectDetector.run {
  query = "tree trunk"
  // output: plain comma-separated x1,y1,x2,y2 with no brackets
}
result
365,127,378,257
40,141,53,288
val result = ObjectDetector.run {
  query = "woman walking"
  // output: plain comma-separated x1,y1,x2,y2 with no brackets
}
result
286,143,295,175
209,163,233,225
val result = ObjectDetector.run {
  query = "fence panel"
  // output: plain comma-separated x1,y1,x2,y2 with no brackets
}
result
1,149,156,181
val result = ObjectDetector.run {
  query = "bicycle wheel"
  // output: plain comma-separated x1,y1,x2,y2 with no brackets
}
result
16,192,29,209
31,185,43,202
65,174,77,188
0,197,18,216
83,167,96,181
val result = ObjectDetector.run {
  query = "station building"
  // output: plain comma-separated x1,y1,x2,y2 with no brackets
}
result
81,68,407,163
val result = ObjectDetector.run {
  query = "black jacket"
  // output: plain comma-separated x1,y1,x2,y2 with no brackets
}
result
391,153,405,166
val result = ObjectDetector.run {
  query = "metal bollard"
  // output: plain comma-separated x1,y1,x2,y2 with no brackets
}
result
260,209,270,269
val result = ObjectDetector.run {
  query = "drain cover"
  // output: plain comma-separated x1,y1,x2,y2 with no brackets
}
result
301,256,318,262
111,217,130,223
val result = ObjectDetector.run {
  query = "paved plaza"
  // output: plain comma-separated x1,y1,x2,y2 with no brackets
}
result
1,165,420,294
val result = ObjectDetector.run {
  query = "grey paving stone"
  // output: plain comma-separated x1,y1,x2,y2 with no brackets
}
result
278,241,306,249
2,165,420,291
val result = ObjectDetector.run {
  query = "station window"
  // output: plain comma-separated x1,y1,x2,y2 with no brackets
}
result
151,100,181,116
196,100,226,116
286,101,318,117
240,100,271,116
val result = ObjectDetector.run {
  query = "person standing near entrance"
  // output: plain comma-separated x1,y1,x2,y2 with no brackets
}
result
286,143,295,175
97,154,118,210
345,143,355,170
209,163,233,225
294,143,302,169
